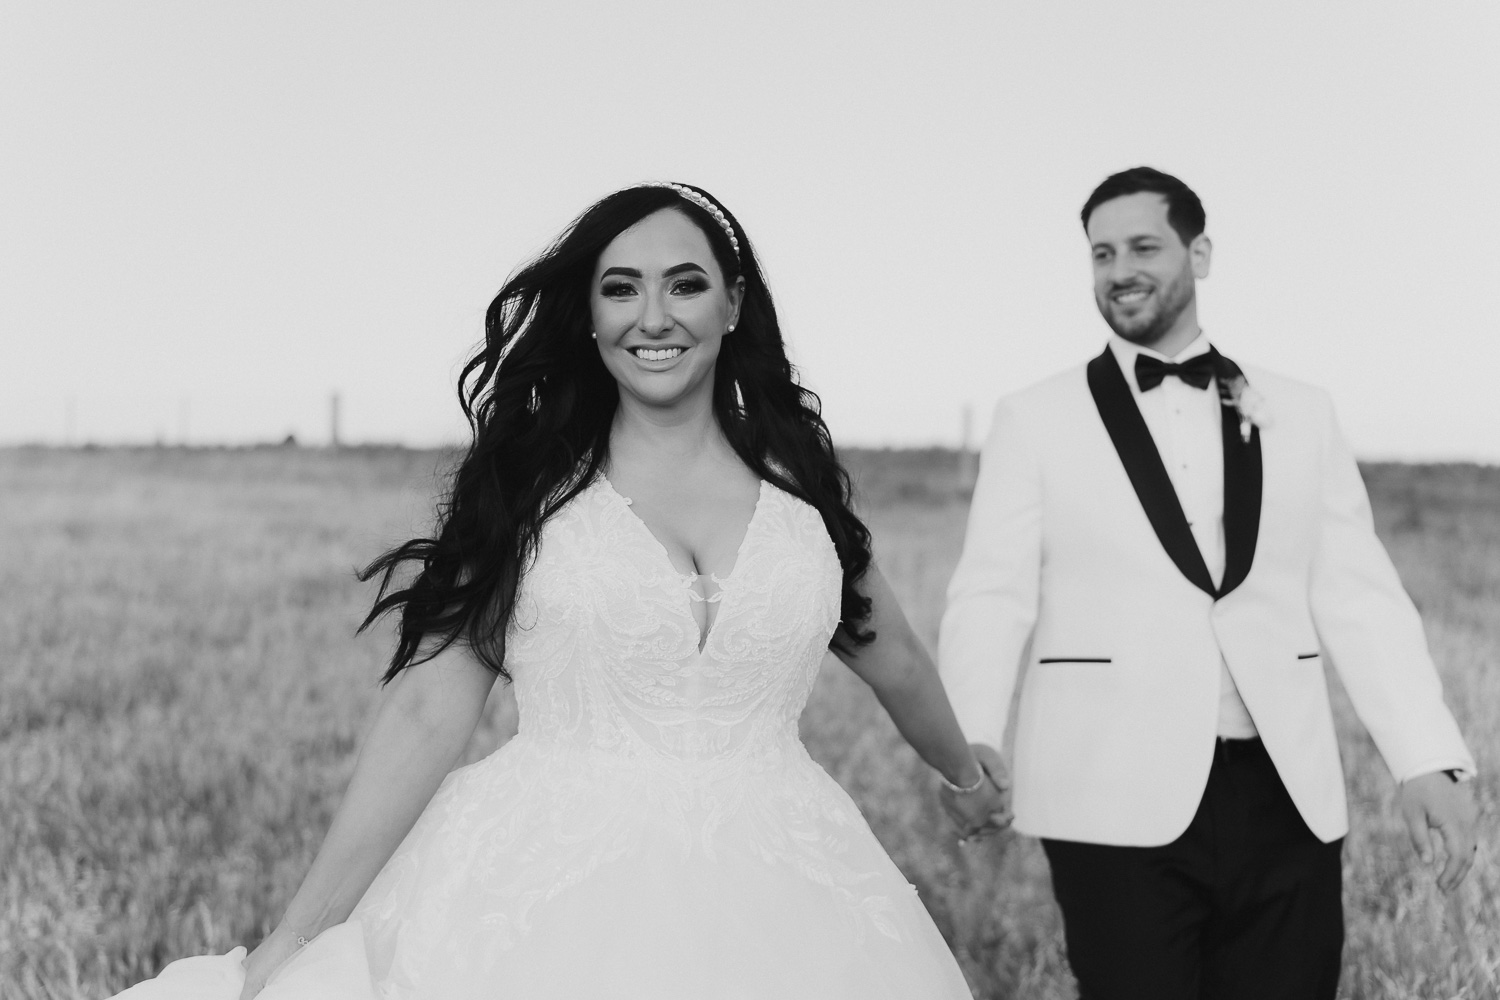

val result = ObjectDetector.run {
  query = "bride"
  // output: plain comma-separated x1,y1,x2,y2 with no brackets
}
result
116,183,1007,1000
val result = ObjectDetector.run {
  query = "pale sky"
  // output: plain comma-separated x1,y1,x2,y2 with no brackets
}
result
3,2,1497,459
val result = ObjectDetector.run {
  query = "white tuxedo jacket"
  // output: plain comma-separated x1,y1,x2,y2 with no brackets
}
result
938,346,1474,846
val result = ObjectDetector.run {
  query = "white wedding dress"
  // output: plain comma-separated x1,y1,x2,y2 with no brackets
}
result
116,477,974,999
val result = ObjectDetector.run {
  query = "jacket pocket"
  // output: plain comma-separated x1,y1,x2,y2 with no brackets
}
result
1296,652,1321,660
1037,657,1113,664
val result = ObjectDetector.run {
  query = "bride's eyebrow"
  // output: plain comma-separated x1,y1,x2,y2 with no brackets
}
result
599,263,708,281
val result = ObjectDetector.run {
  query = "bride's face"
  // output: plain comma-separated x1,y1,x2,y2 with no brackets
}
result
591,208,743,412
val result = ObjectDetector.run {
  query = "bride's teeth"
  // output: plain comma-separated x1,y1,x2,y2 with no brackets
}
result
634,347,684,361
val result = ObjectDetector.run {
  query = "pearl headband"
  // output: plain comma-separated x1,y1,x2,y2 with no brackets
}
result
645,182,740,260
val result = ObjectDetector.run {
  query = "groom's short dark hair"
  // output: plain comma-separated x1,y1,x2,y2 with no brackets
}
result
1081,167,1206,246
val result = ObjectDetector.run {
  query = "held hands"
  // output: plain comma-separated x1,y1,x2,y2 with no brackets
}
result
1398,770,1479,893
237,924,306,1000
938,744,1013,844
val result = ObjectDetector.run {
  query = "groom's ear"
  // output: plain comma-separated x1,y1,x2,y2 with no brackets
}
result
1189,233,1212,280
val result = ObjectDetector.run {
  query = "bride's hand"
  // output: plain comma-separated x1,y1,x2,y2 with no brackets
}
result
937,744,1013,843
237,926,305,1000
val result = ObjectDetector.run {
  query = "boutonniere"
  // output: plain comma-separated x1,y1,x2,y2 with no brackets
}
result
1219,375,1272,443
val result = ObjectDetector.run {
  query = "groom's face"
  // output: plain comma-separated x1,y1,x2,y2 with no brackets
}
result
1087,193,1207,348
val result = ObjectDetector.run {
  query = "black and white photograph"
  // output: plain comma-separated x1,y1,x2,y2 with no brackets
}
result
2,3,1496,998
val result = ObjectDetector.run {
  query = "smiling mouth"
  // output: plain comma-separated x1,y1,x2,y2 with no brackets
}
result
630,347,685,361
1110,287,1153,307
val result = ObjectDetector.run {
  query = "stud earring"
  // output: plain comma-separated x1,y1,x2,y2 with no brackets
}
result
727,324,735,333
590,332,597,339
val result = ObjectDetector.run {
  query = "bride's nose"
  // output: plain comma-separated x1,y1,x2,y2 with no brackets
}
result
637,288,674,335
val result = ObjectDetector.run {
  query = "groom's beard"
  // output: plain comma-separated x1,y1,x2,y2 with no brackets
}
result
1096,265,1196,349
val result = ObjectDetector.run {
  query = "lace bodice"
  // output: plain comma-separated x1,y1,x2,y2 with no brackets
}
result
342,475,976,998
506,476,843,768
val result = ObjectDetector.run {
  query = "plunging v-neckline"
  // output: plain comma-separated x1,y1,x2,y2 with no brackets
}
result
598,475,769,654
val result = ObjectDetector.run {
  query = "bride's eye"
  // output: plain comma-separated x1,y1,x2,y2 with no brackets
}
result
601,281,636,299
670,277,708,295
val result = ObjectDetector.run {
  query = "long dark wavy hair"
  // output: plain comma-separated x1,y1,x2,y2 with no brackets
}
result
359,183,875,683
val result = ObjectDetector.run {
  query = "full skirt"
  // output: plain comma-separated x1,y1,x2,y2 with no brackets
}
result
115,734,974,999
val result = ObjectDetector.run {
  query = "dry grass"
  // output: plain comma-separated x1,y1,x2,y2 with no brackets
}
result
1,446,1495,999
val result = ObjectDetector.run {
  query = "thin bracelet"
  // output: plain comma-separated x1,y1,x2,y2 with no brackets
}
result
939,765,987,795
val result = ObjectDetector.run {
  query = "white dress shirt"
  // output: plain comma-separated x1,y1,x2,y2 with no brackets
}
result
1108,333,1259,739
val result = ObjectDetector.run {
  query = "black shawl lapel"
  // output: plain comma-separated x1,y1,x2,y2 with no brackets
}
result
1210,347,1263,597
1087,347,1217,597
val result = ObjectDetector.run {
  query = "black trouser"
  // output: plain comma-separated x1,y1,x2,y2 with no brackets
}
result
1042,738,1344,1000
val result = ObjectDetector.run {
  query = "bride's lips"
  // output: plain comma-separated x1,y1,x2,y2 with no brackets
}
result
627,345,688,370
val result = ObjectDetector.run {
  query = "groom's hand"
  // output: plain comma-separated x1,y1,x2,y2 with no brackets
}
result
1398,771,1479,892
938,743,1013,842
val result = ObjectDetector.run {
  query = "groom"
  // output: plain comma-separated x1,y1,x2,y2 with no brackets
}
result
937,167,1478,999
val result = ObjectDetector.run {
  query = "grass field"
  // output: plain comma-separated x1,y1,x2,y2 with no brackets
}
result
1,446,1495,999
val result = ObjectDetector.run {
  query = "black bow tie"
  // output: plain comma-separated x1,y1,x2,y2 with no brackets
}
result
1134,352,1216,392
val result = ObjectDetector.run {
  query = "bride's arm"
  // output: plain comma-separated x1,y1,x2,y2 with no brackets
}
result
831,565,1009,833
239,645,496,994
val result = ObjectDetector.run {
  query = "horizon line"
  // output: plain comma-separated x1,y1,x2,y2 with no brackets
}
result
2,440,1497,469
